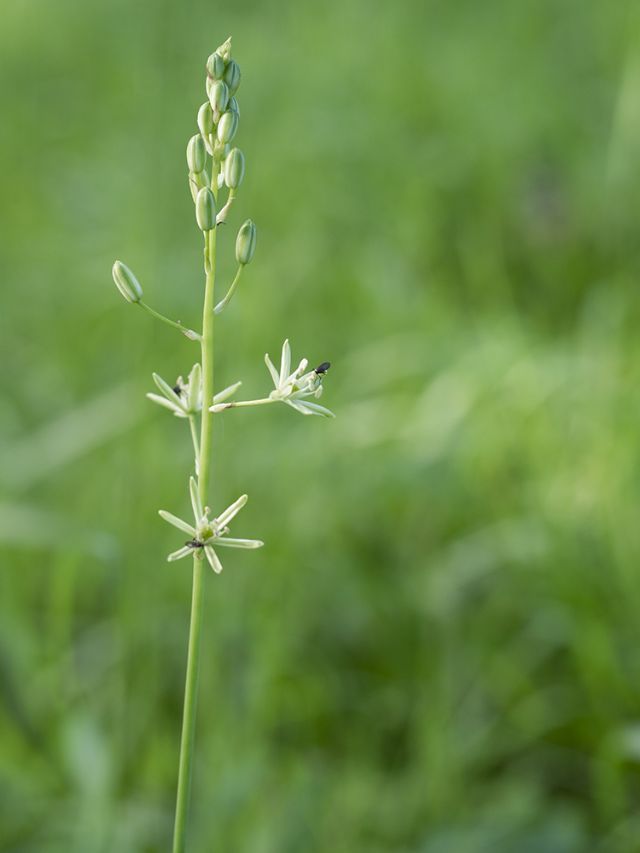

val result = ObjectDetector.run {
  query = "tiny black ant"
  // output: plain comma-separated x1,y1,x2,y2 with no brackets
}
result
185,539,204,549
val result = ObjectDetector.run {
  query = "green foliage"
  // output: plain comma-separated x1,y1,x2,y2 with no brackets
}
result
1,0,640,850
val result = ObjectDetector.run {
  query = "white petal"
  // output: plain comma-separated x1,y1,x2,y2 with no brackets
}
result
279,339,291,384
158,510,196,536
189,476,203,521
167,545,194,562
284,399,313,415
146,393,183,416
295,400,335,418
216,537,264,549
187,363,202,412
204,545,223,573
213,380,242,403
152,373,184,408
216,494,248,527
264,353,280,386
287,358,308,383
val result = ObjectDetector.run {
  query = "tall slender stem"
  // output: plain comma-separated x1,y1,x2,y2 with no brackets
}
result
172,218,217,853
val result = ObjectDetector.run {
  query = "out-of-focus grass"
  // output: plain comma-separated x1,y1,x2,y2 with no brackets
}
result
2,1,640,851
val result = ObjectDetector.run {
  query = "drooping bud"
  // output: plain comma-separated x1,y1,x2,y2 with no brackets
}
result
224,148,245,189
223,60,241,95
195,187,217,231
217,110,238,144
206,52,225,80
197,101,214,137
112,260,143,303
186,134,206,173
208,80,229,113
235,220,256,265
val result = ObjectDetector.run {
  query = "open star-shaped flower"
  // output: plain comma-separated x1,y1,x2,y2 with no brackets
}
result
211,340,334,417
158,477,263,573
147,363,243,418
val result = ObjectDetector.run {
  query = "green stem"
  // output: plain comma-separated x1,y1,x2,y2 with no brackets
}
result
214,266,243,314
172,223,217,853
213,397,274,411
138,301,201,341
188,416,200,475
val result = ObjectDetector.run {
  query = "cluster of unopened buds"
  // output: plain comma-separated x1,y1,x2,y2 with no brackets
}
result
111,37,333,574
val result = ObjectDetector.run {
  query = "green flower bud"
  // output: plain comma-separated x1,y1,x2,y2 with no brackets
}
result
188,168,210,202
223,60,241,95
206,52,225,80
186,134,206,173
208,80,229,113
213,141,230,162
235,219,256,265
216,37,232,63
217,110,238,144
195,187,217,231
112,260,143,303
228,96,240,117
224,148,245,189
197,101,214,137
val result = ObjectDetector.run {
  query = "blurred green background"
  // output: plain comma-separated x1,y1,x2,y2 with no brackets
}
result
2,0,640,850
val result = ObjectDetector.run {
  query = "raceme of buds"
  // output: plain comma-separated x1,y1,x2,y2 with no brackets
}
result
224,148,245,189
196,187,217,231
217,110,238,144
236,219,256,265
187,134,206,173
112,260,143,303
223,60,241,95
206,52,225,80
209,80,229,113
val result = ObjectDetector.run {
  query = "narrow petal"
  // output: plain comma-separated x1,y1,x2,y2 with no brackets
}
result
205,545,224,574
187,363,202,412
216,537,264,549
189,476,203,521
216,494,248,527
264,353,279,386
294,400,336,418
287,358,308,383
284,399,312,415
146,393,183,416
167,545,194,562
158,510,196,536
213,380,242,404
279,339,291,384
152,373,184,408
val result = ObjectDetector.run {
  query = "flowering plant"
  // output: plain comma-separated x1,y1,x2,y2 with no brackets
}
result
111,37,332,852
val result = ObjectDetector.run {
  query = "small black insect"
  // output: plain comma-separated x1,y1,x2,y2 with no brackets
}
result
314,361,331,376
185,539,204,549
173,384,182,396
